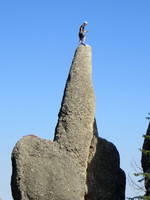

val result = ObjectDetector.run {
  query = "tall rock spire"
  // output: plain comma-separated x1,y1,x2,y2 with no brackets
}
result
11,45,125,200
11,45,95,200
54,45,95,164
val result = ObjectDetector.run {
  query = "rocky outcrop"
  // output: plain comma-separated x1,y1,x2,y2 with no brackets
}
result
11,45,125,200
11,45,95,200
86,120,126,200
141,122,150,196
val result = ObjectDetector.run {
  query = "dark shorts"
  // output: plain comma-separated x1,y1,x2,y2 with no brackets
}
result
79,33,84,39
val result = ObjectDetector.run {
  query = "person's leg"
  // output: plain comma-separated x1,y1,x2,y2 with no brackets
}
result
82,35,86,45
79,33,85,45
79,33,82,43
80,35,86,46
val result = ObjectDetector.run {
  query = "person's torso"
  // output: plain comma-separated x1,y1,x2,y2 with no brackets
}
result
79,25,84,34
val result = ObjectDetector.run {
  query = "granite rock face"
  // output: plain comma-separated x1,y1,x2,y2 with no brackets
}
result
141,122,150,196
11,45,125,200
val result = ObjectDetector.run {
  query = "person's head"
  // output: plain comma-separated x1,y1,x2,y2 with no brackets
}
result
83,21,88,26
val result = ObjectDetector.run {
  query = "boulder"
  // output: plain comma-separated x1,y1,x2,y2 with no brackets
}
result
86,120,126,200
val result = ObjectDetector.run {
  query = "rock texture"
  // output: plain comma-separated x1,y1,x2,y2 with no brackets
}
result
141,122,150,196
11,45,125,200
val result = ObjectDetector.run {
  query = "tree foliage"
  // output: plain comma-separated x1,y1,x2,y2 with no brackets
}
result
128,119,150,200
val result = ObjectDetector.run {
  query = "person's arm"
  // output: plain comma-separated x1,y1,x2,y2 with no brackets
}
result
83,26,88,33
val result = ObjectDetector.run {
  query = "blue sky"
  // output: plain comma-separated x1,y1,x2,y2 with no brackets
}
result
0,0,150,199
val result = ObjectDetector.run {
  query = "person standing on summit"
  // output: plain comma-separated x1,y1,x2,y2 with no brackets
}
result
79,21,88,45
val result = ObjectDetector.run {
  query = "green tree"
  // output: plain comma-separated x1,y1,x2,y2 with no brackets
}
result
128,114,150,200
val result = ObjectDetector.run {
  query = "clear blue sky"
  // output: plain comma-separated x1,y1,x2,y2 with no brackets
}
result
0,0,150,199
